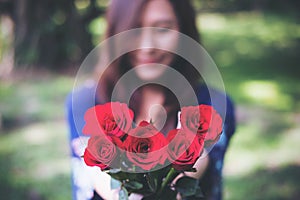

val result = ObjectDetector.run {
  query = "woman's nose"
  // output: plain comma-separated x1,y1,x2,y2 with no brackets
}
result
139,30,155,50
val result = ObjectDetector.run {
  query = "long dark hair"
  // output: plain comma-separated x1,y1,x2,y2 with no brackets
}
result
96,0,202,126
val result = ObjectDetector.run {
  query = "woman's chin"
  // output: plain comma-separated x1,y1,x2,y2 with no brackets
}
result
134,64,167,80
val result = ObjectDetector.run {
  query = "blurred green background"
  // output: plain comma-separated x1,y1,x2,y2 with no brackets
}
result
0,0,299,199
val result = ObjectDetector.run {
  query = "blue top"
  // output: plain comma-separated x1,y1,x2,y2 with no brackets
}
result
65,81,236,200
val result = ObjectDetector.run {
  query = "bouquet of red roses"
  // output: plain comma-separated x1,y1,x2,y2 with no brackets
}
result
82,102,222,200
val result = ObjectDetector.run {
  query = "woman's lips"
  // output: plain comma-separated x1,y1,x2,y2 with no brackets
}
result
135,57,159,65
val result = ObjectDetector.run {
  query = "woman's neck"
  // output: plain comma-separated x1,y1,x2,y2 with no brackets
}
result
135,86,164,124
134,85,177,135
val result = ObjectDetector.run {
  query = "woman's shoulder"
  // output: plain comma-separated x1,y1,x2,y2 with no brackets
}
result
196,84,236,139
65,80,98,139
65,80,98,110
196,84,235,114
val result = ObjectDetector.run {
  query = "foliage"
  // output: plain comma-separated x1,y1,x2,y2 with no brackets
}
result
198,12,300,112
192,0,300,13
0,12,299,200
0,0,107,70
0,74,73,130
1,0,299,70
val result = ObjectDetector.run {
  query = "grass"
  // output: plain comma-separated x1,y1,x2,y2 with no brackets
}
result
0,74,73,199
0,11,299,199
0,121,71,200
197,12,300,199
198,12,300,111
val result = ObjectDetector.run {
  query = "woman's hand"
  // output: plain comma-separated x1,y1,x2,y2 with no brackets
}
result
184,149,210,179
128,193,144,200
93,168,120,200
172,149,210,200
92,168,144,200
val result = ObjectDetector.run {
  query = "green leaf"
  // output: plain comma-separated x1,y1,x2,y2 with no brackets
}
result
158,187,177,200
175,176,199,197
145,173,158,192
109,168,122,173
108,170,144,182
142,187,177,200
111,177,122,190
194,187,205,198
184,167,197,172
109,171,130,181
123,181,143,190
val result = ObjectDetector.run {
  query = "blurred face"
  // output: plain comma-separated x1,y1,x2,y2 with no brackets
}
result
128,0,180,80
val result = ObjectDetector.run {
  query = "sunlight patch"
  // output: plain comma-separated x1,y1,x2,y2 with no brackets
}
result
240,80,292,110
198,14,226,31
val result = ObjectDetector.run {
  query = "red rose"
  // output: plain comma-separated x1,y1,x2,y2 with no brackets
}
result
83,135,122,170
83,148,108,170
204,108,223,145
83,102,134,138
181,105,223,145
123,121,168,171
167,129,205,171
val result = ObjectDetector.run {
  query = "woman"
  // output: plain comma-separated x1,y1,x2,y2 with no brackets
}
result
66,0,236,199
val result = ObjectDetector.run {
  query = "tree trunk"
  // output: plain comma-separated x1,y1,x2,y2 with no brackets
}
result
12,0,104,71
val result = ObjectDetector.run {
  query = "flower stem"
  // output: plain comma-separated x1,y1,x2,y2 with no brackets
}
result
157,167,177,196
